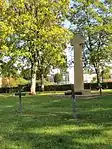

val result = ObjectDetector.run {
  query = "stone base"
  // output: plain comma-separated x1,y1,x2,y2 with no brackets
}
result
65,90,91,96
74,90,91,95
74,90,98,99
82,89,91,95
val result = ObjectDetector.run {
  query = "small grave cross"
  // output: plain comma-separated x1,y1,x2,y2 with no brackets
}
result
71,88,77,119
15,85,26,113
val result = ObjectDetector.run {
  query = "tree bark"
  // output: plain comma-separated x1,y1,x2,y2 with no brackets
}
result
40,73,44,92
30,62,37,95
95,68,102,95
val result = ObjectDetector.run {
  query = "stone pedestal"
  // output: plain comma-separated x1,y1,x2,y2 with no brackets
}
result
71,34,84,94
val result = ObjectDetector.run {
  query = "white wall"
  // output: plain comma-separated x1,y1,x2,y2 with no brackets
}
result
69,67,96,83
84,74,96,83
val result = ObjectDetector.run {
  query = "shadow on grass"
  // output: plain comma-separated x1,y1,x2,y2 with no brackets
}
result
5,127,112,149
0,94,112,149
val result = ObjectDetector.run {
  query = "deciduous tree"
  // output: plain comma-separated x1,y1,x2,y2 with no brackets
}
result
1,0,71,94
68,0,112,93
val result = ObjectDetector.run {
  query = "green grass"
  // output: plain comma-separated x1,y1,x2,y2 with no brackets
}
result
0,94,112,149
91,89,112,94
37,89,112,95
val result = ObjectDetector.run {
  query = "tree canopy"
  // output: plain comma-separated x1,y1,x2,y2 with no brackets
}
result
0,0,71,94
68,0,112,88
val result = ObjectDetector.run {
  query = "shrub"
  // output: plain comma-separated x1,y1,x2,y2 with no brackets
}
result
1,82,112,93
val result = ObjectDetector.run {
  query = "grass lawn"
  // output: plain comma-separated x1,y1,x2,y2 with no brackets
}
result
91,89,112,95
0,94,112,149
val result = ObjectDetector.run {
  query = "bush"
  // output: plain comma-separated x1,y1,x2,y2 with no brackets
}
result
44,84,72,91
2,77,28,88
1,82,112,93
54,73,63,84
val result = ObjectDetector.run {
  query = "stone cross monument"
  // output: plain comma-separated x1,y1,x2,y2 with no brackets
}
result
0,77,2,88
71,34,84,94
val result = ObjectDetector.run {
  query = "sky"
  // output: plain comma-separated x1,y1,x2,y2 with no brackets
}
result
64,19,74,84
64,19,71,29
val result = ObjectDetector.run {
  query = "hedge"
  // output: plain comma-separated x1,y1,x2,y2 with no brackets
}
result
0,82,112,93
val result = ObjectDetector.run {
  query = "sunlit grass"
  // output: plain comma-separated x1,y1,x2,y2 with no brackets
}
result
0,94,112,149
36,91,64,95
91,89,112,94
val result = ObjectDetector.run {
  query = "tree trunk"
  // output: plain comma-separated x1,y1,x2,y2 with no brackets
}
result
30,62,37,95
101,70,104,83
40,73,44,92
95,68,102,95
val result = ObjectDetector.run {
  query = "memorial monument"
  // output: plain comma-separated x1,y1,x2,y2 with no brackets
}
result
0,77,2,88
71,34,84,94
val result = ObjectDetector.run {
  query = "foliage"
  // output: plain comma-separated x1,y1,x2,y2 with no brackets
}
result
2,77,28,87
36,79,55,86
1,0,71,94
20,68,31,80
16,77,28,86
68,0,112,86
91,76,97,83
2,82,112,93
1,58,19,77
2,77,16,87
102,67,111,80
54,73,63,83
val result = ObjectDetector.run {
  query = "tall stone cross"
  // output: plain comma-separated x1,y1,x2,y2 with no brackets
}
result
71,34,84,94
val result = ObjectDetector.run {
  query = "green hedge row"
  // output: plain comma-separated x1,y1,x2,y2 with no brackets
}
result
41,82,110,91
0,82,112,93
